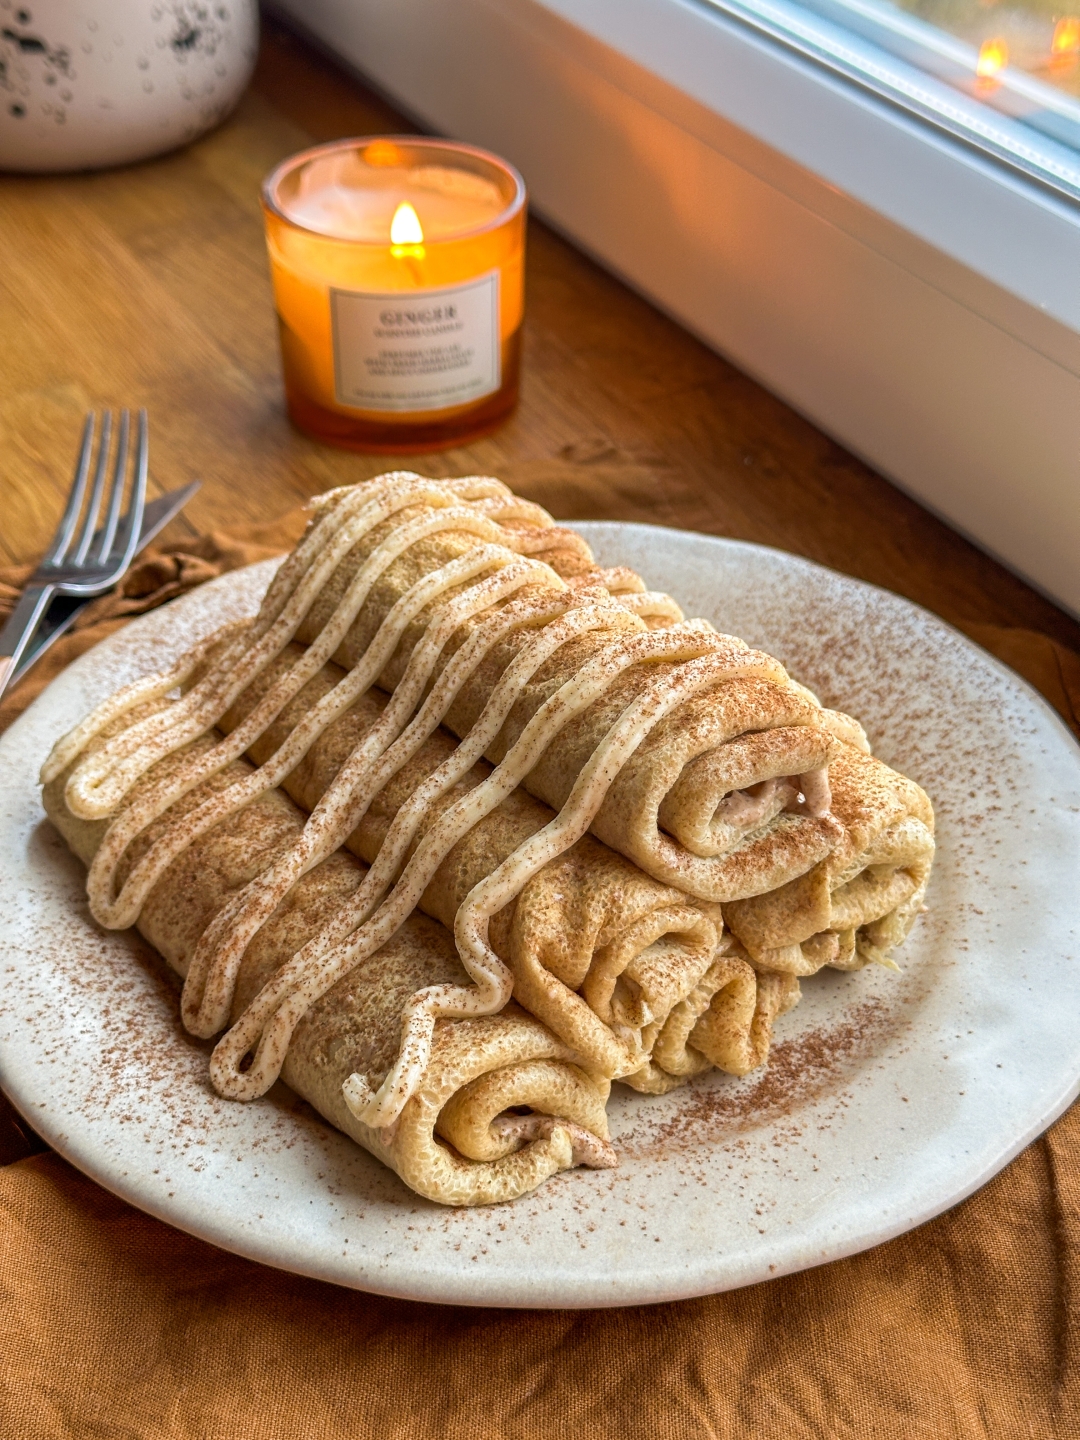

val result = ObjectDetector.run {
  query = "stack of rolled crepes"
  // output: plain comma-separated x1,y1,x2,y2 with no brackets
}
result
40,472,934,1205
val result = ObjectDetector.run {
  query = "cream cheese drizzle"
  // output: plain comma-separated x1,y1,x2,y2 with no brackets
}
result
86,535,548,930
45,470,837,1137
613,592,685,625
51,478,569,933
40,622,251,786
58,474,518,819
208,627,783,1127
179,578,591,1038
203,600,652,1093
69,498,509,823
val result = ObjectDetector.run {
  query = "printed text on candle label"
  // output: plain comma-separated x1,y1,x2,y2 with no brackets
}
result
330,273,500,412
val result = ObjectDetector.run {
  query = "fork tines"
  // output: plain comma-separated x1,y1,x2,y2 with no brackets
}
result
36,409,148,590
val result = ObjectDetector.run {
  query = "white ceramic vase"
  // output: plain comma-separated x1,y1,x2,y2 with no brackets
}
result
0,0,258,172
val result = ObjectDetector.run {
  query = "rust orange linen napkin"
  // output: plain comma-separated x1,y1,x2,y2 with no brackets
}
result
2,511,1080,1440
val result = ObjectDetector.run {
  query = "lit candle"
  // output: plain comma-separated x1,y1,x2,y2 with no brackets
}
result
262,137,526,451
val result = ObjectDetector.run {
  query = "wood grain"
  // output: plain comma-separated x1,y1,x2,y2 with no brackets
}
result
1,13,1077,654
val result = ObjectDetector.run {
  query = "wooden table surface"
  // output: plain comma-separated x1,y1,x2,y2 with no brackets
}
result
2,14,1077,655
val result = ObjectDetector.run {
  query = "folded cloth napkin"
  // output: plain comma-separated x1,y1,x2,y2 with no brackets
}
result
2,504,1080,1440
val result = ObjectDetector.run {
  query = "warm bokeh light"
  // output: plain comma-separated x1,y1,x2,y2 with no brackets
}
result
390,201,424,246
364,139,403,168
976,36,1009,79
1051,15,1080,57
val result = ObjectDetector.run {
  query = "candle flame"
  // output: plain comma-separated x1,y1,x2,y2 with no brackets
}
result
1052,15,1080,57
390,201,424,246
976,37,1008,79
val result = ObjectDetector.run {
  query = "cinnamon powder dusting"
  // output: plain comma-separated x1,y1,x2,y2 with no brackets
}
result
616,997,892,1159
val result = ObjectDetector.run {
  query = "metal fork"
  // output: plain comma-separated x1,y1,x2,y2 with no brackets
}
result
0,409,148,701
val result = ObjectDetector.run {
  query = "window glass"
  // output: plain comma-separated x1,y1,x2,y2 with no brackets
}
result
704,0,1080,198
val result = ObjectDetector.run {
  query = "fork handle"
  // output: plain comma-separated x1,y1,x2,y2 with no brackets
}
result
0,584,56,701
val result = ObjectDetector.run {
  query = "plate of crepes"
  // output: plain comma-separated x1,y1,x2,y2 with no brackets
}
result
2,472,1079,1308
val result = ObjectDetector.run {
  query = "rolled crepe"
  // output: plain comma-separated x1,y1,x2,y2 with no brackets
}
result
44,474,882,1134
43,721,615,1206
645,938,801,1090
722,743,935,976
218,645,796,1091
293,487,844,902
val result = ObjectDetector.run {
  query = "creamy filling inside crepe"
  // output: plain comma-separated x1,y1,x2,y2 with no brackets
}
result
723,746,935,976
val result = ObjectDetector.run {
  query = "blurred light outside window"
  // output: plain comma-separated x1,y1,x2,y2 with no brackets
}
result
701,0,1080,200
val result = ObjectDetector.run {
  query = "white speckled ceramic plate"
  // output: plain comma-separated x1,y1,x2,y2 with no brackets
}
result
2,524,1079,1309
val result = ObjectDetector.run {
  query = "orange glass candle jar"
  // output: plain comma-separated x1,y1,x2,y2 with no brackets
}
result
262,136,526,452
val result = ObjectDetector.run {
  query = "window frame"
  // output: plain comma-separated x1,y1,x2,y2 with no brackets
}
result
541,0,1080,334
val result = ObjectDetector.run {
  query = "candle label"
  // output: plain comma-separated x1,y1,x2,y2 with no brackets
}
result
330,272,500,413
